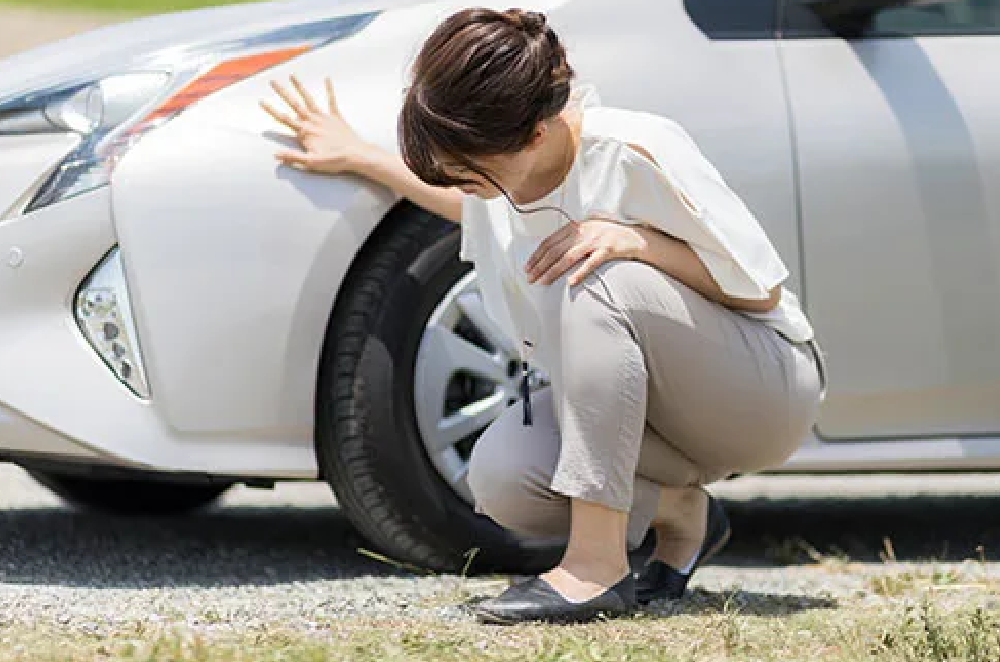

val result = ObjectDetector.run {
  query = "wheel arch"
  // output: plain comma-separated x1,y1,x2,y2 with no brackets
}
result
311,200,457,479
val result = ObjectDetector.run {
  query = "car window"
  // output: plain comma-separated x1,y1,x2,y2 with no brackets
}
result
872,0,1000,35
784,0,1000,37
683,0,778,39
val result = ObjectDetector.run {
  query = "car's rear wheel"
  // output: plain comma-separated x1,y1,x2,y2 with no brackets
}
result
316,203,561,574
30,472,230,516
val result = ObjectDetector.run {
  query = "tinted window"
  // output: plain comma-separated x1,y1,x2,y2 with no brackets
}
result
872,0,1000,35
684,0,778,39
785,0,1000,38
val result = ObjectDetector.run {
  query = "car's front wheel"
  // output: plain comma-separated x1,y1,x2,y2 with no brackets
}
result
316,203,561,574
30,472,230,516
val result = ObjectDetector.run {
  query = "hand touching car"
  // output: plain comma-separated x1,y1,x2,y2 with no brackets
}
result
260,76,464,222
260,75,374,176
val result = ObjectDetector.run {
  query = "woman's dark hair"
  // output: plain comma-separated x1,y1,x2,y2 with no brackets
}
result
399,7,575,188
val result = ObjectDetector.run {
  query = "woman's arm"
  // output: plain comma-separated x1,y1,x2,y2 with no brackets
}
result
525,218,781,313
526,137,781,312
354,148,463,223
260,75,462,223
632,225,782,314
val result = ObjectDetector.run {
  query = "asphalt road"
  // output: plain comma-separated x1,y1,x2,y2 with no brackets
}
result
713,473,1000,564
0,462,998,630
4,467,997,577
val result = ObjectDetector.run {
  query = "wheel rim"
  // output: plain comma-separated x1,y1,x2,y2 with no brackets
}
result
414,271,544,505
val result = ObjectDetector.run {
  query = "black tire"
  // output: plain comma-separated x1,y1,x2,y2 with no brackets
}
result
30,472,230,516
316,203,563,575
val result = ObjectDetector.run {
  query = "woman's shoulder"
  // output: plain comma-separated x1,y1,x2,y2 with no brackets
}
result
572,83,695,142
583,104,689,147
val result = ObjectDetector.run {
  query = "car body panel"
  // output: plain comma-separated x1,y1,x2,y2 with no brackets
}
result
2,0,1000,479
0,134,80,218
781,24,1000,439
109,2,459,438
0,187,320,474
0,0,568,475
0,404,101,459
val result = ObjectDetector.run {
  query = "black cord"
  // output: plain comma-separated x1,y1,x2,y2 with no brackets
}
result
473,163,577,225
465,169,569,429
520,362,533,426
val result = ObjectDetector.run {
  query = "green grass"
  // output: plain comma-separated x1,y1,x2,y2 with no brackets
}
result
0,0,257,14
2,593,999,662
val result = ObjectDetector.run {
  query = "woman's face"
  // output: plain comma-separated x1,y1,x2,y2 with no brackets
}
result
442,149,538,200
439,122,546,199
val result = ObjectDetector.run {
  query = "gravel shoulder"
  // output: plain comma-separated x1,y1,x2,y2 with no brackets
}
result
1,463,999,634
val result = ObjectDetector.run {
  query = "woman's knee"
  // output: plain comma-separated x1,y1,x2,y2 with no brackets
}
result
468,445,570,539
596,260,700,323
467,429,521,523
467,391,562,531
468,443,545,533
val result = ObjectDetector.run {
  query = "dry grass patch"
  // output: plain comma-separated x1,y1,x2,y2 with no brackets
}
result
1,593,999,662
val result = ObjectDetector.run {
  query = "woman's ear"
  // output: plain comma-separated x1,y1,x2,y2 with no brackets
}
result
525,121,548,150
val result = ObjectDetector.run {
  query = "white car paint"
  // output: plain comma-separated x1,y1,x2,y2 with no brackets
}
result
1,0,999,482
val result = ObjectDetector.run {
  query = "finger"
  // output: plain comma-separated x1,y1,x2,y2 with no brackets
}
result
270,79,309,119
260,100,301,131
290,74,322,114
526,226,579,279
325,77,341,116
275,149,315,168
526,223,577,272
569,247,611,286
539,246,591,286
527,236,577,283
297,116,323,137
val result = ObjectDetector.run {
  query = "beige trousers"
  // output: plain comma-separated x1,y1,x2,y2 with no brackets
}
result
467,260,824,549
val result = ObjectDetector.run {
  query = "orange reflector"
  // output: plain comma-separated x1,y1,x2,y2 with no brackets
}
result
143,45,311,123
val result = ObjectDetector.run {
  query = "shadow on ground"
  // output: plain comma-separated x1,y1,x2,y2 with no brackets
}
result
0,492,998,589
662,588,838,617
720,494,1000,567
0,505,399,589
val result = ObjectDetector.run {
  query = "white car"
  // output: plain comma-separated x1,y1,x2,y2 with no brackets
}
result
2,0,999,572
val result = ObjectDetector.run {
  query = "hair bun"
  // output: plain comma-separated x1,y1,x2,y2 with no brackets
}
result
504,9,547,37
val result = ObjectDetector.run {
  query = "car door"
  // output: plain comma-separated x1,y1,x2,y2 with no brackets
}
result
779,0,1000,440
561,0,802,289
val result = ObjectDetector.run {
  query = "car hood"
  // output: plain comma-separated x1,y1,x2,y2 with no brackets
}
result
0,0,421,101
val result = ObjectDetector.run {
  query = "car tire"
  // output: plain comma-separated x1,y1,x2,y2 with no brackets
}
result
30,471,230,516
316,202,563,575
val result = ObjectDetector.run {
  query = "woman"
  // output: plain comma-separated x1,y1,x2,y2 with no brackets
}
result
261,7,825,625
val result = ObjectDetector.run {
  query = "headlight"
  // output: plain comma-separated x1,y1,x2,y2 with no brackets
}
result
0,73,172,213
0,13,375,215
0,72,169,136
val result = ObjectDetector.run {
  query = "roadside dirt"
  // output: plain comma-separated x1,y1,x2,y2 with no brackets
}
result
0,6,125,59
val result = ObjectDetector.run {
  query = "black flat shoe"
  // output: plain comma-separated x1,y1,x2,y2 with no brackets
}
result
473,574,637,625
635,494,731,604
629,527,658,575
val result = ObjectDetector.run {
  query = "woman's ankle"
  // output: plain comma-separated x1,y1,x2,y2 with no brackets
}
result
653,486,707,526
556,554,630,587
649,489,709,568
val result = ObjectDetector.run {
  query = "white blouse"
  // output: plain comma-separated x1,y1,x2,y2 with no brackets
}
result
459,85,815,374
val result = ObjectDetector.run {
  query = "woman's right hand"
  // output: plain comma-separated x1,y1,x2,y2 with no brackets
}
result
260,75,375,176
260,74,464,223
